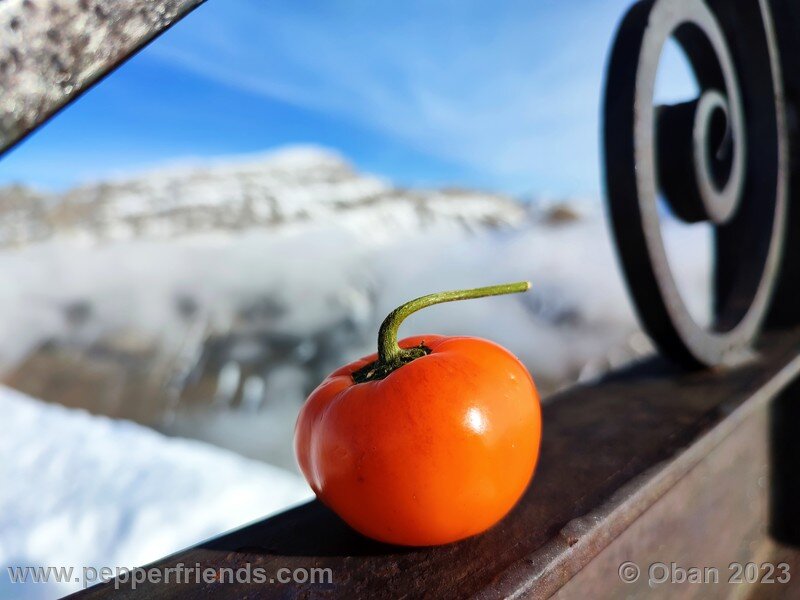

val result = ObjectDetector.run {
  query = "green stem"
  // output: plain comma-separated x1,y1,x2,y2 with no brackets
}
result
353,281,530,383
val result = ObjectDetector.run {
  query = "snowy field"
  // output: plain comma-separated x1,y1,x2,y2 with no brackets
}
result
0,386,313,599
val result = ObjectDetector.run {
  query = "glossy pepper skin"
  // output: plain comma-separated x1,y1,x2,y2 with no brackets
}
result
294,333,541,546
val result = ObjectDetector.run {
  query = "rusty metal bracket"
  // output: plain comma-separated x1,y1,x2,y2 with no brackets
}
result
0,0,205,155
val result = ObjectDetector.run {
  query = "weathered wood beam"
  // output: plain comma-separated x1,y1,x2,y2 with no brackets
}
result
0,0,205,155
69,328,800,599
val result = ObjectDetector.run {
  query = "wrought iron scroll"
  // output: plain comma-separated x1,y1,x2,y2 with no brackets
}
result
604,0,790,368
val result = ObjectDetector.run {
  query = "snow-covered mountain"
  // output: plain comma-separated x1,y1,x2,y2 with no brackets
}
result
0,146,525,247
0,145,711,471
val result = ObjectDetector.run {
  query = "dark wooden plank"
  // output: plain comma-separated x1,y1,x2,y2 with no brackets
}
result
551,383,770,599
550,371,800,599
69,329,800,599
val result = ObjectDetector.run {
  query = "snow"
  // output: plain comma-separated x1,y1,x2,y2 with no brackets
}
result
0,386,313,600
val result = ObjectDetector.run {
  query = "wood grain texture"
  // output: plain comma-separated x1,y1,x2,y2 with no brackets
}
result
0,0,204,154
67,329,800,599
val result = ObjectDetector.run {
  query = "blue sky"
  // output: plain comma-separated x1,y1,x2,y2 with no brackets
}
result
0,0,693,197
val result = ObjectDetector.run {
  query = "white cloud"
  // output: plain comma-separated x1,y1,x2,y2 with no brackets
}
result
148,0,637,195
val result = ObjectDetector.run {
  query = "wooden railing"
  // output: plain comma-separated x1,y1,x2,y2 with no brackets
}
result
66,328,800,598
3,0,800,598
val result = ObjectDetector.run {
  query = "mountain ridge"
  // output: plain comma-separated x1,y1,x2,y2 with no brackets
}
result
0,145,528,247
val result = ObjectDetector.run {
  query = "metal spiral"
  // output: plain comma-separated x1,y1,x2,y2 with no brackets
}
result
604,0,788,368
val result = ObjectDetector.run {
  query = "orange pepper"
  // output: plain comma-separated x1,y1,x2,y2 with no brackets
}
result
294,282,541,546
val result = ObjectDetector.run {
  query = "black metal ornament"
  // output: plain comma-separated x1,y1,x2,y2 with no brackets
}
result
604,0,788,368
